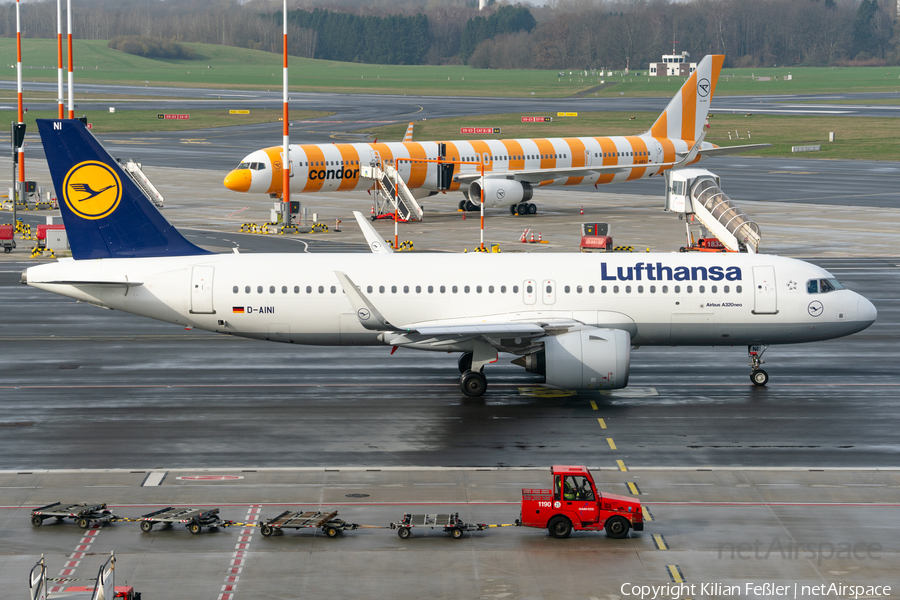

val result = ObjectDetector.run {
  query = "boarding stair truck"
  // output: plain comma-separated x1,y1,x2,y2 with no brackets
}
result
360,161,425,222
29,552,140,600
665,168,761,254
519,465,643,539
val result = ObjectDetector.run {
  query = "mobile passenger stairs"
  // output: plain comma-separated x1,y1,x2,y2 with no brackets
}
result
360,161,424,222
665,168,761,254
116,158,164,208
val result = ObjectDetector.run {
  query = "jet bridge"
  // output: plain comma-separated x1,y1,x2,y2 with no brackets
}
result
360,162,424,221
665,168,760,253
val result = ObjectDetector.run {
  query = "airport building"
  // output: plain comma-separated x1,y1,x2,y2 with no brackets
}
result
649,51,696,76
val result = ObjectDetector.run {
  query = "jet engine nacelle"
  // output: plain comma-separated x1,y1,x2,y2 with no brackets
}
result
468,179,533,207
543,328,631,390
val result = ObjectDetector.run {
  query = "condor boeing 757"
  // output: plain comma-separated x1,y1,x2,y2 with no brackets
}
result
26,119,873,396
223,55,768,215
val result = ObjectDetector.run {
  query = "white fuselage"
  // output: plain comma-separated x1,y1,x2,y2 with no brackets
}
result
25,252,875,350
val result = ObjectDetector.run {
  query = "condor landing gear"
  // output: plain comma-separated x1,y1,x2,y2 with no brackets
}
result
509,203,537,215
749,345,769,386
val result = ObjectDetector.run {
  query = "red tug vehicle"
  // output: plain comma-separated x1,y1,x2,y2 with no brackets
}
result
518,465,643,538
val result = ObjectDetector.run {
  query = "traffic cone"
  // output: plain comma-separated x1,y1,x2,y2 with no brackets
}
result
371,204,375,215
530,231,534,243
538,232,543,242
462,211,466,220
580,206,584,215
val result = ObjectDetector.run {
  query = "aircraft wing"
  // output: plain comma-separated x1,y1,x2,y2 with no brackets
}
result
352,211,393,254
699,143,772,157
454,163,653,185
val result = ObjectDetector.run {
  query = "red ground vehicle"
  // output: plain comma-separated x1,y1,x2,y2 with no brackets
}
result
0,224,14,253
579,222,613,252
519,465,643,538
62,585,140,599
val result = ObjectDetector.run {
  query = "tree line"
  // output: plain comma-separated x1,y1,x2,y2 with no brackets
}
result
0,0,897,68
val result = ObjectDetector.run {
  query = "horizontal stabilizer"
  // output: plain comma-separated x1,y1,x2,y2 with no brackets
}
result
699,143,773,158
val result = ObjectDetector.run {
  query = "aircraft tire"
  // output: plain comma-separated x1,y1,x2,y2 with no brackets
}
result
458,352,473,374
751,369,769,386
509,204,517,215
527,203,537,215
458,200,466,211
460,370,487,397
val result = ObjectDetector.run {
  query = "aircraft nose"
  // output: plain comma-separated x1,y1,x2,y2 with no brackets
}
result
857,296,877,328
224,169,251,193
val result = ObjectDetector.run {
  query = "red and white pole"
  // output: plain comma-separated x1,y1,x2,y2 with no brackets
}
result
16,0,24,192
479,164,485,251
57,0,64,118
67,0,74,119
281,0,291,226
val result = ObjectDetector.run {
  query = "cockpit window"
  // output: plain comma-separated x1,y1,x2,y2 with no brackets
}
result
807,278,845,294
236,161,266,171
237,161,251,170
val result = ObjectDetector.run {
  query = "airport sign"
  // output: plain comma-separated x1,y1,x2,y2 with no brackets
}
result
557,112,578,117
229,110,250,115
521,116,552,122
460,127,500,134
157,114,190,120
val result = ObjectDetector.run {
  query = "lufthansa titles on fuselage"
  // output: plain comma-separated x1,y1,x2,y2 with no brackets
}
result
599,262,742,282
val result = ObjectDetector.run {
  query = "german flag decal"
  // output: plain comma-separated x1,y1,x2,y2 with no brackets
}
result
232,307,245,314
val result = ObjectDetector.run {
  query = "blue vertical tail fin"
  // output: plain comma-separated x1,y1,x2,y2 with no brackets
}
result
37,119,211,260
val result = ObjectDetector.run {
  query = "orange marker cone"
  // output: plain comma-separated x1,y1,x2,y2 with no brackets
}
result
580,206,584,215
539,232,543,242
371,204,375,215
462,211,466,220
530,231,535,243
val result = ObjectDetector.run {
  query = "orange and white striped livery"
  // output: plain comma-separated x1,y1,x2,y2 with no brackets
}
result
224,55,762,213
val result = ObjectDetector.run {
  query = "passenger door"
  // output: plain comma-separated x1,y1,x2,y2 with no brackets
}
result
752,266,778,314
189,266,215,314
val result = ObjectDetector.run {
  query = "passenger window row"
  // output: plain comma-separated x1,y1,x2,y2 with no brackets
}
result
231,284,743,295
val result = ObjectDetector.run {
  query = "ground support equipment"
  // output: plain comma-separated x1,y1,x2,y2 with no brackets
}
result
137,507,231,534
31,502,116,529
259,510,360,538
391,513,501,539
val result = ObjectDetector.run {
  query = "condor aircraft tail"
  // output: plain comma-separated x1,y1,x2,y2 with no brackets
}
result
37,119,210,261
649,54,724,142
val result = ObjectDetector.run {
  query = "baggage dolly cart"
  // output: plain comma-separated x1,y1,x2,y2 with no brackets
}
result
259,510,359,538
137,507,230,535
391,513,486,539
31,502,115,529
0,224,15,254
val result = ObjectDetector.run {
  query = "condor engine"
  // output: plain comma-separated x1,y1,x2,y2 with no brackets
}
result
515,329,631,390
468,179,533,207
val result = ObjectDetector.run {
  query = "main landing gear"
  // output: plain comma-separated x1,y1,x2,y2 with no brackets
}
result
749,345,769,386
509,202,537,215
458,351,488,397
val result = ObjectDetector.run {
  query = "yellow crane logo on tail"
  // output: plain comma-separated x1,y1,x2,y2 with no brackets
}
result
62,160,122,220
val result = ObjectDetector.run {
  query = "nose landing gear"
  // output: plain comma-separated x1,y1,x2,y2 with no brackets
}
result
749,345,769,386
